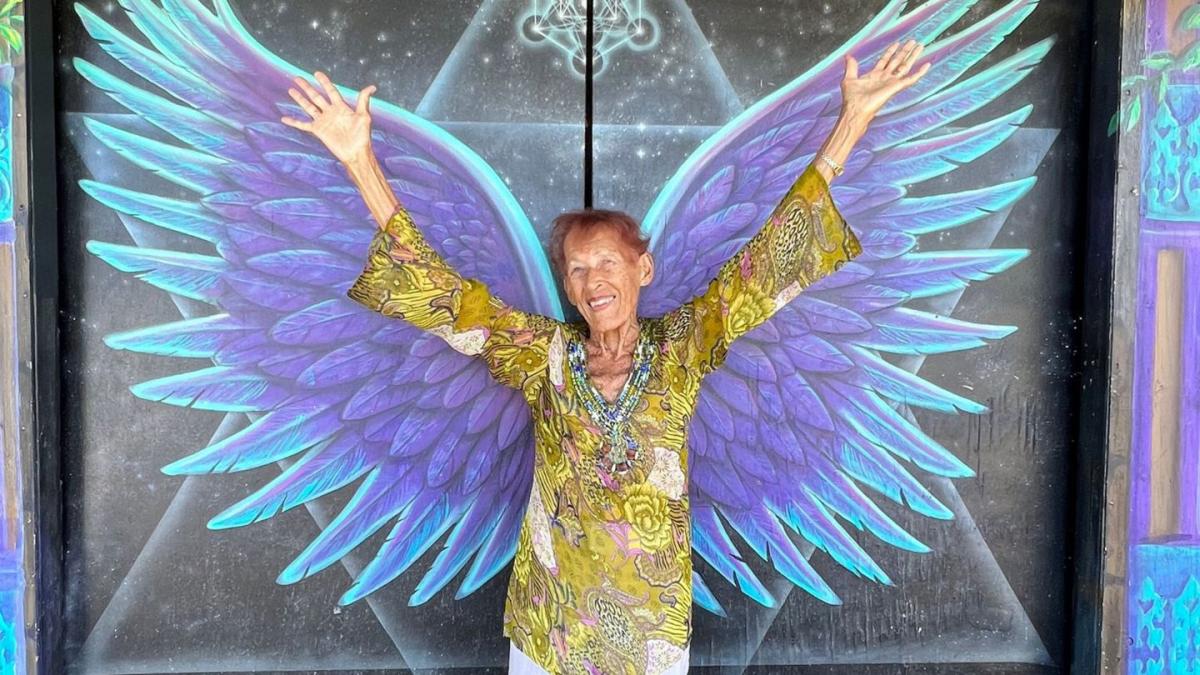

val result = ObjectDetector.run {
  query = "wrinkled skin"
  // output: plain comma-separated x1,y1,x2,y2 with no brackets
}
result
560,224,654,402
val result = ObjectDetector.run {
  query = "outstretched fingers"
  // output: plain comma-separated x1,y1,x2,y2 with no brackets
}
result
872,41,901,75
356,84,377,115
893,42,924,78
900,61,932,88
844,54,859,80
280,115,313,131
287,86,321,118
314,71,347,108
292,75,331,111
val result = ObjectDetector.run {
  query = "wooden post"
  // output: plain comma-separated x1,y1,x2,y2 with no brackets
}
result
1148,248,1183,539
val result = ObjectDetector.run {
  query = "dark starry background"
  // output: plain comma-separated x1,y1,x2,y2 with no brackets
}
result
53,0,1089,672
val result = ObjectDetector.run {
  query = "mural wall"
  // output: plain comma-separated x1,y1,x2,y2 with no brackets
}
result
54,0,1090,672
1122,1,1200,673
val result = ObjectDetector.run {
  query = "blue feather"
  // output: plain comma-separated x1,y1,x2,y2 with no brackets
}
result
252,197,354,240
208,433,374,529
726,504,846,602
342,373,417,421
340,494,466,605
130,365,283,412
86,240,226,303
117,0,276,123
835,429,954,520
263,151,348,188
904,0,978,44
691,506,774,607
863,307,1017,355
271,300,376,346
764,497,889,585
791,296,872,334
460,433,501,494
83,116,228,194
76,3,242,127
103,313,249,358
279,464,419,585
298,340,405,389
409,499,505,605
886,0,1038,113
849,345,987,414
118,0,212,71
245,249,358,287
864,178,1036,235
875,249,1030,299
779,372,836,432
681,166,735,224
222,269,324,312
873,39,1054,147
456,491,527,598
163,398,341,474
73,59,240,157
691,570,726,617
79,178,222,243
161,0,258,74
863,106,1031,185
830,383,975,478
800,456,930,553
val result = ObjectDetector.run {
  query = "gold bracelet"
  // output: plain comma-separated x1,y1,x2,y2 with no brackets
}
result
818,152,845,177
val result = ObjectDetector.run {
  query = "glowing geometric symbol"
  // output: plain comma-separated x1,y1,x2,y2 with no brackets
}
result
519,0,658,77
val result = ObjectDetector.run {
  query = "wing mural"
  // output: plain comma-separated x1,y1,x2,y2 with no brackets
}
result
638,0,1050,614
75,0,561,607
75,0,1048,618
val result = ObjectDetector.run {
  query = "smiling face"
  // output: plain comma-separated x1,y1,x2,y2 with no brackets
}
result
561,223,654,335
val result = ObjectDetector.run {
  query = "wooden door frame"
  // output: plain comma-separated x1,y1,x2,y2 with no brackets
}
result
25,0,64,671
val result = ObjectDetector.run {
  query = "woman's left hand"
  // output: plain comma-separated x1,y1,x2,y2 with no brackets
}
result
812,40,932,183
841,39,931,122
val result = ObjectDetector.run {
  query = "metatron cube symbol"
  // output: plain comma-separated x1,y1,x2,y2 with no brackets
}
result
520,0,659,77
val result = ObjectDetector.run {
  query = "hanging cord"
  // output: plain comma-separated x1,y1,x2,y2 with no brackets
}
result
583,0,594,207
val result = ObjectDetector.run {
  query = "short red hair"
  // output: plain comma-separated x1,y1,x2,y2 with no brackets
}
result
548,208,649,278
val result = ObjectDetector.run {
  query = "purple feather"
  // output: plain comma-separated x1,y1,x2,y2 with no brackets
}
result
271,300,377,346
297,339,404,388
163,394,343,475
343,373,417,421
277,463,419,584
130,365,286,412
208,433,376,529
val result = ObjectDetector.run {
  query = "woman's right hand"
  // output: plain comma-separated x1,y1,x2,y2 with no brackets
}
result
281,71,377,166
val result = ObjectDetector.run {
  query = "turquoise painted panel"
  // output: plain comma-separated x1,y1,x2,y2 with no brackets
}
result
1146,84,1200,221
1129,544,1200,675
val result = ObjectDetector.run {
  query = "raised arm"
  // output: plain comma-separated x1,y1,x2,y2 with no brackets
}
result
663,162,860,376
282,71,561,391
665,41,930,375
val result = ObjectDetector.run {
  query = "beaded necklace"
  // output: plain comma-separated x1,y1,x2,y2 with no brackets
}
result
567,325,655,474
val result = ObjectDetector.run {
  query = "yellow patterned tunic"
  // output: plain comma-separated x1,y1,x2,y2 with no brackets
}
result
345,164,861,674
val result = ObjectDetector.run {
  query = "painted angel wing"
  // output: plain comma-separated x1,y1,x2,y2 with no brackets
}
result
638,0,1051,613
74,0,563,605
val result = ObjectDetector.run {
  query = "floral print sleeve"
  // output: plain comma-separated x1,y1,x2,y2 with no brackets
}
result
345,205,564,392
663,163,863,375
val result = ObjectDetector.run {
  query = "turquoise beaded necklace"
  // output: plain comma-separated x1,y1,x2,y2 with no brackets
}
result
567,326,655,474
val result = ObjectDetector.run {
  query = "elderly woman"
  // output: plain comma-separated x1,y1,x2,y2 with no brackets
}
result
283,40,928,675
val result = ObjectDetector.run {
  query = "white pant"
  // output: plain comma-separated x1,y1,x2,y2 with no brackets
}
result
508,640,690,674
